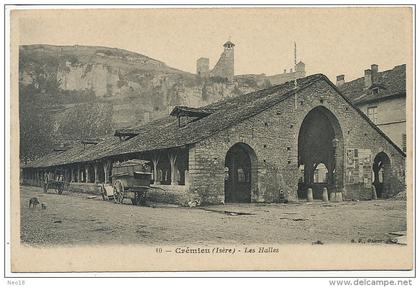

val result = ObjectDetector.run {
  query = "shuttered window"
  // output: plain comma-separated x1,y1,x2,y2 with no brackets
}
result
367,106,378,124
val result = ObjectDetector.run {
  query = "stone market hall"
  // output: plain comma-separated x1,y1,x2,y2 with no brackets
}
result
21,74,406,205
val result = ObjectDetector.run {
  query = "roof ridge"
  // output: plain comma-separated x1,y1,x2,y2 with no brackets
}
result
202,73,323,109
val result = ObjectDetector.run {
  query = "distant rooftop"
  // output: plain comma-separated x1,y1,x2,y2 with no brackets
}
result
338,64,406,105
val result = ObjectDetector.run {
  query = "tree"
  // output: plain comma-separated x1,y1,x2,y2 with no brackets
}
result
19,56,60,162
58,103,113,141
19,83,55,163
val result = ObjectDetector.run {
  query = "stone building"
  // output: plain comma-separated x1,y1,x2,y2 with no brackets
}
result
196,40,307,86
197,41,235,81
22,74,405,204
337,64,406,152
196,57,210,78
268,61,306,86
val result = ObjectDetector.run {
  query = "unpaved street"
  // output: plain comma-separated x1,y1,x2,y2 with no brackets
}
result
20,185,406,246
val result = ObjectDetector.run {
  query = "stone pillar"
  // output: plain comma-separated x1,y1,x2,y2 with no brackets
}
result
104,164,108,184
85,165,90,183
330,192,343,202
322,187,329,202
77,165,80,182
169,152,178,185
331,138,342,201
80,167,84,182
152,154,160,185
307,188,313,202
184,170,190,187
94,164,99,184
104,160,111,184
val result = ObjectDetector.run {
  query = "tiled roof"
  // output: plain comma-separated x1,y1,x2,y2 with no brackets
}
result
25,135,122,169
339,64,406,104
23,72,404,169
107,75,323,158
24,75,321,168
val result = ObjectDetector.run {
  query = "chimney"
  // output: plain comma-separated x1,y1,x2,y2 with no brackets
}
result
371,64,378,74
371,64,378,83
336,74,345,87
364,69,372,88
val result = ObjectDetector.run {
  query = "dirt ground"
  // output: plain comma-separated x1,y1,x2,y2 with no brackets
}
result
19,185,406,246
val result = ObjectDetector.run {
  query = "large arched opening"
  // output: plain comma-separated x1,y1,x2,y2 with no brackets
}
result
298,106,344,199
372,152,391,198
224,143,258,203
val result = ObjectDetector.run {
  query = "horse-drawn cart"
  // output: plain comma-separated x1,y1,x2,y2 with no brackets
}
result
108,159,152,205
43,174,66,194
44,179,65,194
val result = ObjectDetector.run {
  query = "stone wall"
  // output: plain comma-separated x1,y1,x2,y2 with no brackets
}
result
147,184,196,206
188,79,406,204
67,182,102,194
268,70,306,86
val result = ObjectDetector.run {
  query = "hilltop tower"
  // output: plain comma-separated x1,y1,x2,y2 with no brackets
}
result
209,40,235,81
196,57,210,78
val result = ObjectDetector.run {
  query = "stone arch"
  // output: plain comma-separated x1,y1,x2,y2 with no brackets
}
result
372,151,392,198
297,106,344,199
224,142,258,203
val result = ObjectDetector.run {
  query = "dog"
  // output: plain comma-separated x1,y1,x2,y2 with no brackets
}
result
187,199,201,208
28,197,40,208
41,203,47,210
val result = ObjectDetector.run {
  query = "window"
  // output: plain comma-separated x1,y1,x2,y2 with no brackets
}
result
367,106,378,124
372,87,379,95
402,133,407,152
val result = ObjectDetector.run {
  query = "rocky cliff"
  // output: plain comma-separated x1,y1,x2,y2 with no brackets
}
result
19,44,271,160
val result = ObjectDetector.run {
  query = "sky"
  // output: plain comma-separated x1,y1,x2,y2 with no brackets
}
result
16,7,412,82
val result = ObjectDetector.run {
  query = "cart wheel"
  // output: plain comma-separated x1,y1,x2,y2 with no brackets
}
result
113,180,125,204
100,185,108,201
